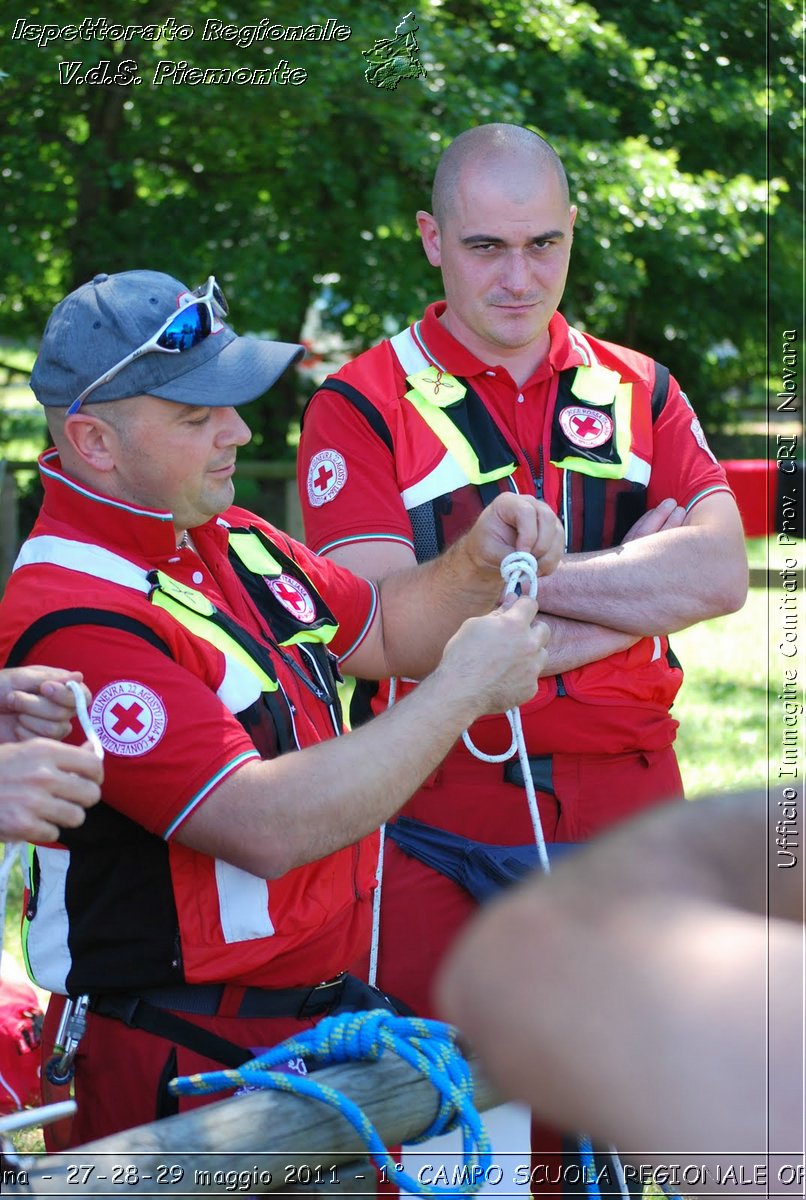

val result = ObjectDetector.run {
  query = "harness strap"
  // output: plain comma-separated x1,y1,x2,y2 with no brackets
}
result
90,995,253,1068
3,609,173,668
651,361,671,420
304,378,395,454
91,973,404,1069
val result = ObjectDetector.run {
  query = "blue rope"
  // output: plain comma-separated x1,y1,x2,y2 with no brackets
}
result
169,1009,492,1196
577,1135,602,1198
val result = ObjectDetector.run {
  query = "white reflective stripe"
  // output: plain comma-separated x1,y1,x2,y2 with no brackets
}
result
400,451,470,509
15,534,263,716
651,636,662,662
214,858,274,942
390,327,430,377
26,847,71,994
624,453,651,486
216,655,263,713
13,536,150,594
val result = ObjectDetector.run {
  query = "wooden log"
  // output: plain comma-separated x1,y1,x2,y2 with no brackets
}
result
3,1054,500,1196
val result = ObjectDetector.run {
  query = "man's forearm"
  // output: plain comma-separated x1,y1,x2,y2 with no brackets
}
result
537,613,639,675
539,516,747,636
372,536,502,679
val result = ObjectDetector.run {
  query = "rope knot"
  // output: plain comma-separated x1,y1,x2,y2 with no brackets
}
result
499,550,539,599
169,1009,491,1196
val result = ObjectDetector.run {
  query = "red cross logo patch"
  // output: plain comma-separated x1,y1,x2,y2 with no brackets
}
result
90,681,167,757
559,406,614,450
268,574,317,624
307,449,347,507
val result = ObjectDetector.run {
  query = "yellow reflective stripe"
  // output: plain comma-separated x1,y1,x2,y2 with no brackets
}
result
570,364,621,406
227,530,283,577
552,454,623,478
405,386,515,486
406,366,467,408
153,569,215,616
279,623,339,649
337,676,357,731
151,591,277,691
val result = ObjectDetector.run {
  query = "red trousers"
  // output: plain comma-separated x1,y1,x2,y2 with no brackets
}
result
364,744,683,1197
370,745,683,1018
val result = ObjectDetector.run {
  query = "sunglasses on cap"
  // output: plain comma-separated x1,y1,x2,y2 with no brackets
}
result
67,276,229,415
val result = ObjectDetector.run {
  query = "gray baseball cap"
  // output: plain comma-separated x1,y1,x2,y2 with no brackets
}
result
30,270,304,408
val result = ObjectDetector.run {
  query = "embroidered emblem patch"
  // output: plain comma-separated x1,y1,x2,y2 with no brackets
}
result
559,406,614,449
90,681,167,757
689,417,718,464
307,450,347,506
268,574,317,624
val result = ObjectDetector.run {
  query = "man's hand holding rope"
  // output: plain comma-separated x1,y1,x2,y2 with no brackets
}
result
457,493,564,599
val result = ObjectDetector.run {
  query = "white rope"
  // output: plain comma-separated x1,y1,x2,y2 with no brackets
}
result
462,552,550,874
66,680,104,760
462,561,631,1195
368,677,397,988
366,557,633,1195
371,553,546,982
610,1148,631,1198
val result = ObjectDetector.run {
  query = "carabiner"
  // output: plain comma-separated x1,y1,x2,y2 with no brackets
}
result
44,994,89,1086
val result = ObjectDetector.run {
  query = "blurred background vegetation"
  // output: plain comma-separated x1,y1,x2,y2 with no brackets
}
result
0,0,800,462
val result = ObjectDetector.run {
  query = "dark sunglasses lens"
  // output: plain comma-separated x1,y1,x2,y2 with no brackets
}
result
157,302,210,351
211,281,228,316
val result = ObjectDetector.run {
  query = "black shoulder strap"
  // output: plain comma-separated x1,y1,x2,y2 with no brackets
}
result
302,378,394,455
3,608,174,669
650,361,670,422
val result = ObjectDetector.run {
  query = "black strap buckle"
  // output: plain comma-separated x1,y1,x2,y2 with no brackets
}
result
297,974,346,1019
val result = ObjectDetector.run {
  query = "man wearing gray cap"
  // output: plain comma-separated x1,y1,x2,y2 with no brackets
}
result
0,269,561,1146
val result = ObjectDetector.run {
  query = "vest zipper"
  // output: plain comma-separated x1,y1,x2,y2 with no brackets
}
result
268,639,331,704
299,644,342,735
521,444,543,500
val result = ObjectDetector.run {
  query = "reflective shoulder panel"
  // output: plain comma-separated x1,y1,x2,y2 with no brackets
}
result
389,325,431,376
149,590,277,694
570,364,622,406
13,535,150,594
400,451,473,510
227,530,283,577
152,570,215,616
406,367,467,408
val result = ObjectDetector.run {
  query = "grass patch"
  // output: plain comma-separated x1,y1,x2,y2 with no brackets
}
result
671,588,771,797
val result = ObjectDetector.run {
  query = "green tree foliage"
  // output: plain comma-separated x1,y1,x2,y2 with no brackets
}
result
0,0,796,455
